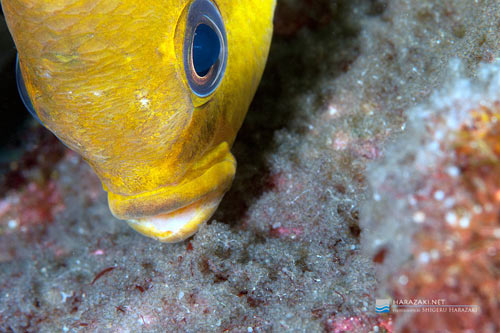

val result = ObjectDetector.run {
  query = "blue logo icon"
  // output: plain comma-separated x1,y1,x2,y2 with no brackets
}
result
376,299,391,313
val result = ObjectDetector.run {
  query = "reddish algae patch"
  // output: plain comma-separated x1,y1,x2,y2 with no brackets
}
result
391,104,500,331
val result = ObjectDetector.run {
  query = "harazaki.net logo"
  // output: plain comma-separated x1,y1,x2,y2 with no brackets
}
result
375,299,480,313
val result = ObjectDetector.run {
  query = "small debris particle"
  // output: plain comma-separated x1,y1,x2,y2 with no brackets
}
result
7,219,18,229
60,291,72,303
459,215,470,228
412,211,426,223
445,211,457,226
373,248,387,263
446,166,460,177
91,266,116,285
433,190,445,200
418,252,430,264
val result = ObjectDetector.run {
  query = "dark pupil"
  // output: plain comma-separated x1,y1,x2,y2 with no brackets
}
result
192,24,220,77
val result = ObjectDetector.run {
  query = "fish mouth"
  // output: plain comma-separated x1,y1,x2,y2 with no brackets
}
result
107,142,236,242
126,191,225,243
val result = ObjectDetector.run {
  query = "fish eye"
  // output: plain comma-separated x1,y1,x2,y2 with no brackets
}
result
184,0,227,97
15,55,42,124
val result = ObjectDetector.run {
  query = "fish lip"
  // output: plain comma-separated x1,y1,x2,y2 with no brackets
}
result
107,142,236,221
126,191,224,243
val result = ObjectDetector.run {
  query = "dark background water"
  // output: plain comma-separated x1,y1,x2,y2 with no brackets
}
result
0,14,33,168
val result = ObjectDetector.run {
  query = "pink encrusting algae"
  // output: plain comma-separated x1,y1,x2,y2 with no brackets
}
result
362,62,500,331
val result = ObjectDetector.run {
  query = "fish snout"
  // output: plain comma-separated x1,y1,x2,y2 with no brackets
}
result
107,142,236,242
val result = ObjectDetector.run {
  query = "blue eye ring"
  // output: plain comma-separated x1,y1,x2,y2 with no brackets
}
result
184,0,227,98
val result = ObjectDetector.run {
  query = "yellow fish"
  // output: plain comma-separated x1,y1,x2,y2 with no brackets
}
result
1,0,276,242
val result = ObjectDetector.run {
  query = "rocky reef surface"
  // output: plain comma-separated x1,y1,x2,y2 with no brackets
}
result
1,0,500,332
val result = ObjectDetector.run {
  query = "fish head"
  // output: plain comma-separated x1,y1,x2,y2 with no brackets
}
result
3,0,276,242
